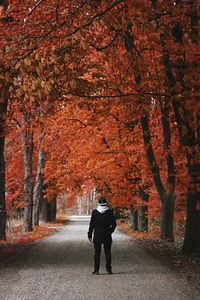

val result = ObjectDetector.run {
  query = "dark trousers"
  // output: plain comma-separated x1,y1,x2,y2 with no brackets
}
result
94,242,112,272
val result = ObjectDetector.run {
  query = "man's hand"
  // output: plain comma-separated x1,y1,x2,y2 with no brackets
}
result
88,237,92,242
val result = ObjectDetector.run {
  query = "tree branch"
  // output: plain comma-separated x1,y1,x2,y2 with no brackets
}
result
66,91,171,99
55,0,60,21
91,30,121,51
27,0,46,17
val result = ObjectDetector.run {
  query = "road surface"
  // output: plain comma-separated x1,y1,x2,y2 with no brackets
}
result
0,216,199,300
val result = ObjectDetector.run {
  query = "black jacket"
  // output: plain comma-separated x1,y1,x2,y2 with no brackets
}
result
88,209,116,244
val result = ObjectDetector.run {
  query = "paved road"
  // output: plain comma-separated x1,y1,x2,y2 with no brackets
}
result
0,216,199,300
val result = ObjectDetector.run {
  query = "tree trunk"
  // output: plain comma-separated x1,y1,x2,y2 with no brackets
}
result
159,98,176,241
0,91,8,240
141,114,176,241
130,205,138,231
50,195,57,222
21,113,34,232
160,194,176,241
181,168,200,255
41,196,57,223
33,148,45,226
138,189,149,232
41,198,48,223
122,20,175,238
46,201,52,222
155,0,200,253
182,192,200,255
47,196,57,222
138,205,148,232
172,99,200,254
0,0,12,240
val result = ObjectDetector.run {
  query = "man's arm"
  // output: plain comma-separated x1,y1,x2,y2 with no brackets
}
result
88,210,95,240
110,210,117,233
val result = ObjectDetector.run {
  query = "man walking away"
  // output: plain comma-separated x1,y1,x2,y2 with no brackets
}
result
88,197,116,275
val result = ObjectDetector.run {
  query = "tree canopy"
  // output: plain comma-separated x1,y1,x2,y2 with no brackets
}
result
0,0,199,255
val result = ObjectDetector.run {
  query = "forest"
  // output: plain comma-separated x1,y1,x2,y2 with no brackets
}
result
0,0,199,258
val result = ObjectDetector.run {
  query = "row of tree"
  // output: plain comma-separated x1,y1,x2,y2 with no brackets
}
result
0,1,199,255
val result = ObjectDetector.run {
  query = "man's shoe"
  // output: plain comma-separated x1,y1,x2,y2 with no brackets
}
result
107,270,113,275
92,271,99,275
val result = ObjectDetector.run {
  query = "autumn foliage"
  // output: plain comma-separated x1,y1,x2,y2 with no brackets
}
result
0,1,199,254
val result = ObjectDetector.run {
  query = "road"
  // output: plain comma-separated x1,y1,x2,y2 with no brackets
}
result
0,216,199,300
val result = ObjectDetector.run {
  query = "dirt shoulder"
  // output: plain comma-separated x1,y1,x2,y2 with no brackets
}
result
118,222,200,290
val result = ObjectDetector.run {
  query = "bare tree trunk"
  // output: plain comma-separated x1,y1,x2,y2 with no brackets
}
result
33,148,45,226
173,99,200,254
141,114,176,241
0,84,8,239
51,195,57,222
47,196,57,222
86,195,90,215
130,205,138,231
41,198,48,223
21,113,34,232
182,193,200,255
160,194,176,241
41,196,57,223
138,189,149,232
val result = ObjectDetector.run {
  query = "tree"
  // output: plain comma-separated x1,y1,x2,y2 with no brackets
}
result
33,132,45,226
1,0,198,254
0,72,9,239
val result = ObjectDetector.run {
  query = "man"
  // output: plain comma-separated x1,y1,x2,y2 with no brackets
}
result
88,197,116,275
